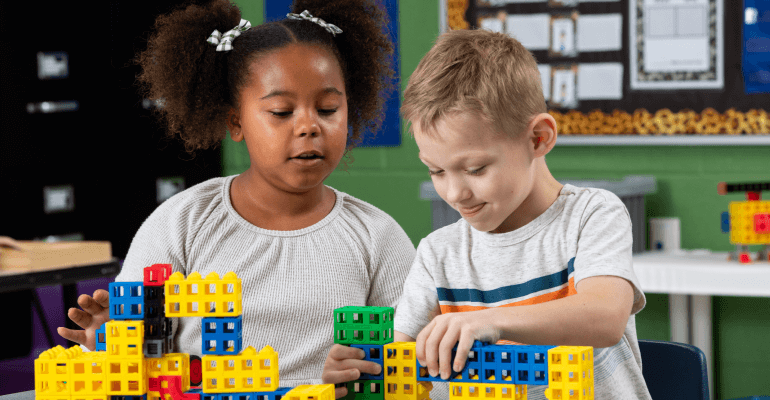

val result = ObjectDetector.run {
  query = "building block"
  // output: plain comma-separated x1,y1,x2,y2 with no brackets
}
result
721,211,730,233
416,340,484,383
165,271,242,318
70,351,108,396
251,387,294,400
350,344,384,380
34,345,83,396
383,342,432,400
147,353,190,398
110,396,148,400
202,315,243,355
106,320,145,359
95,323,107,352
449,382,527,400
285,384,335,400
340,380,384,400
755,213,770,233
334,307,394,345
109,282,145,320
729,201,770,244
145,264,173,286
156,375,200,400
544,346,594,400
512,345,555,385
201,345,279,393
105,357,147,395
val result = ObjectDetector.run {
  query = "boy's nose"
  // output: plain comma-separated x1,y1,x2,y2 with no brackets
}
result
445,178,471,205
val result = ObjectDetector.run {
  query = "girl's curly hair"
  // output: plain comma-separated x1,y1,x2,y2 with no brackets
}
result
134,0,396,157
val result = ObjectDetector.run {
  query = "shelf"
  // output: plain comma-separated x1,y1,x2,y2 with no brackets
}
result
556,135,770,146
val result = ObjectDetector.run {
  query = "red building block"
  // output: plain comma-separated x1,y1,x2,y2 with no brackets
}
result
144,264,173,286
158,375,201,400
755,214,770,233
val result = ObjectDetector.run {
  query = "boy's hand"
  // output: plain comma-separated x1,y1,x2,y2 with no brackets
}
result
415,310,500,380
322,344,383,399
57,289,111,351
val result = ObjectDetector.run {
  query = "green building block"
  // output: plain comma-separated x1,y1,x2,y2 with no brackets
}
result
340,380,384,400
334,306,394,345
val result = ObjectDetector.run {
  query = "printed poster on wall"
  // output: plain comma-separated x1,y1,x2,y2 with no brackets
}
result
629,0,724,90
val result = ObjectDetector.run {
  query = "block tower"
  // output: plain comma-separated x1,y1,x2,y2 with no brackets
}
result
332,306,596,400
718,181,770,263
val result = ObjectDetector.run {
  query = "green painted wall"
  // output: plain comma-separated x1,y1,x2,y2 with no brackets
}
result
228,1,770,398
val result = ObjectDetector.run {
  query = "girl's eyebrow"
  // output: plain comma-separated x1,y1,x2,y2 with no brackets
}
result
260,87,343,100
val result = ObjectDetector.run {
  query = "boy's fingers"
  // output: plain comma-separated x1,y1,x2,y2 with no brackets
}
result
360,360,382,376
334,386,348,399
67,307,93,330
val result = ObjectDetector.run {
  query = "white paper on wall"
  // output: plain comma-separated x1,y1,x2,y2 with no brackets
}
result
506,14,551,50
577,14,622,52
577,63,624,100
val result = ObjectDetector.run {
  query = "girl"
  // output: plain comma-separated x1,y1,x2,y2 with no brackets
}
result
57,0,412,390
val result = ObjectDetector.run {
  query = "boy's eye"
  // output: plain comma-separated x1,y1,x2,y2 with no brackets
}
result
428,169,443,176
468,166,486,175
319,108,338,115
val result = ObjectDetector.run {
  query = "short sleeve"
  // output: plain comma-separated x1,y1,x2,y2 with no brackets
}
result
572,191,646,315
366,216,416,309
394,239,441,339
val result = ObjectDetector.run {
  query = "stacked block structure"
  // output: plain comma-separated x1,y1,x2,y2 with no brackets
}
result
35,266,596,400
719,181,770,263
333,308,595,400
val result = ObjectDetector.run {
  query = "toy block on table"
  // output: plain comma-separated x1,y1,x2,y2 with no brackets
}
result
96,323,107,352
334,307,394,345
284,384,335,400
109,282,145,320
512,345,554,385
165,271,242,318
544,346,594,400
70,351,108,397
449,382,526,400
106,357,147,395
201,345,279,393
147,353,190,399
251,387,294,400
202,315,243,355
383,342,432,400
34,345,83,397
340,380,384,400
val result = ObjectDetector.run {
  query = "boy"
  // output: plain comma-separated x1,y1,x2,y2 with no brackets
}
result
393,29,651,400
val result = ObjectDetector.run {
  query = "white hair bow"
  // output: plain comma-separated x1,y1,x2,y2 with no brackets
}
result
207,19,251,52
287,10,343,37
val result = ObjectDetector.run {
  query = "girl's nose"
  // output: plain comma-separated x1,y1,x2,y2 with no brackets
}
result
295,109,320,137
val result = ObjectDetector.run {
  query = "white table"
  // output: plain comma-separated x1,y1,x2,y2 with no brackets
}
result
632,250,770,400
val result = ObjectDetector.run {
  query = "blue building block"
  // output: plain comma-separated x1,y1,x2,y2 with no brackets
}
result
202,393,218,400
512,345,554,385
479,344,518,383
252,387,294,400
202,315,243,355
108,281,144,320
721,211,730,233
351,344,384,380
416,340,485,383
95,323,107,351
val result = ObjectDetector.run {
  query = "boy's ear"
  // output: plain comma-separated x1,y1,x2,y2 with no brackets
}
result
529,113,558,157
226,109,243,142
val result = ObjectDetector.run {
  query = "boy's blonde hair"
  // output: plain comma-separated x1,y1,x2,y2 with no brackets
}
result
402,28,546,139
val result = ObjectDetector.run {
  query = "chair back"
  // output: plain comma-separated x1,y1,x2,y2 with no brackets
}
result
638,339,709,400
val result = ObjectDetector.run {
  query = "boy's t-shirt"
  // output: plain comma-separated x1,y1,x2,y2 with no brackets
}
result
113,174,415,387
394,183,651,400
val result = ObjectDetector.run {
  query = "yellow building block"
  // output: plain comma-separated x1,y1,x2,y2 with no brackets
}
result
284,384,335,400
165,271,242,317
71,396,109,400
384,342,432,400
35,345,83,396
147,353,190,397
450,382,527,400
202,345,278,393
729,201,770,245
70,351,108,396
105,357,147,395
544,347,593,400
105,320,144,359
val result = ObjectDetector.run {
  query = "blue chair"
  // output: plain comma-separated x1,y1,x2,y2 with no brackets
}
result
638,339,709,400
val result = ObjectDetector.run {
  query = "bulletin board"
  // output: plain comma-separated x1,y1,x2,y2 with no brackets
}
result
444,0,770,140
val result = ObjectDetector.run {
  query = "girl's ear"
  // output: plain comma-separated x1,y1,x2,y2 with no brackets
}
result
226,108,243,142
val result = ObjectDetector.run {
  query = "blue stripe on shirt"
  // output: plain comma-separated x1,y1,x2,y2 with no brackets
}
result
436,257,576,304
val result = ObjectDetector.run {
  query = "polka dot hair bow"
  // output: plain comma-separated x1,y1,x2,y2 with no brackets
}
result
207,19,251,52
286,10,343,37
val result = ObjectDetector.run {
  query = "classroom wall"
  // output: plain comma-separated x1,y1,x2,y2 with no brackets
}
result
230,1,770,398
